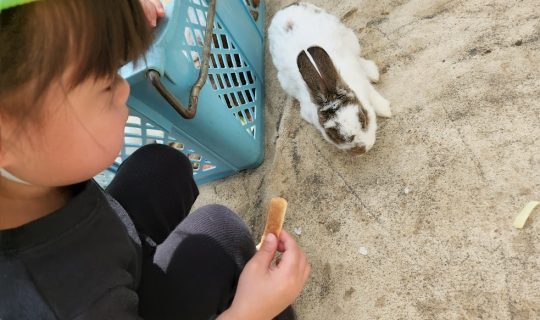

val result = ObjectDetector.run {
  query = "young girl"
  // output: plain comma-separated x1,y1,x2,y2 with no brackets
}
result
0,1,310,319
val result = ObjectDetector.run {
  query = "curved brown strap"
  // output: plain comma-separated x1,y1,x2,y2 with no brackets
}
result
146,0,217,119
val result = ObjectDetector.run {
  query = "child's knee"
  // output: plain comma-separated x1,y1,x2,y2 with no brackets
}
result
126,143,193,177
179,205,256,267
195,205,251,236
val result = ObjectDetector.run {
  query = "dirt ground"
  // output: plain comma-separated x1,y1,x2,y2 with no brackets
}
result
195,0,540,318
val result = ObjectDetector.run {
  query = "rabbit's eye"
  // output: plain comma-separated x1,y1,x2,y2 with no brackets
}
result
326,127,346,144
358,108,369,130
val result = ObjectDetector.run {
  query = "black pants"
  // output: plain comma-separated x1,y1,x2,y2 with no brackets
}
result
106,144,256,320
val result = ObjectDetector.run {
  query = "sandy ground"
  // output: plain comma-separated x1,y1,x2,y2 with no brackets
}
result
194,0,540,318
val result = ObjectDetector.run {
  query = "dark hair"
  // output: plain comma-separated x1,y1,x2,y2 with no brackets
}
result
0,0,153,124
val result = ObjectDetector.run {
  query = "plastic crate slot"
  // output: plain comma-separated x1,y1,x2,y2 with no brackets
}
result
248,126,256,137
246,71,254,84
237,111,247,125
216,74,225,88
251,106,256,118
197,0,208,7
187,7,198,24
226,54,234,68
234,54,242,67
127,116,141,125
244,108,253,122
220,34,229,49
191,51,201,69
192,162,200,171
208,74,218,90
243,0,261,22
168,142,185,150
238,91,246,104
125,127,142,135
231,73,239,86
194,29,204,46
230,93,239,107
125,137,143,146
196,8,206,26
239,72,247,85
210,54,217,68
147,129,164,138
217,54,225,68
223,94,232,108
251,0,261,8
203,164,217,172
184,27,195,46
188,153,202,161
244,90,253,102
212,33,220,48
223,73,231,87
125,147,138,155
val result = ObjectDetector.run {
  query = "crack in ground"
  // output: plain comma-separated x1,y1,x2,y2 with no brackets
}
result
441,105,488,184
313,144,381,224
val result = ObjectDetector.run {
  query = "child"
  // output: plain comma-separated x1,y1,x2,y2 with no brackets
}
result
0,0,310,319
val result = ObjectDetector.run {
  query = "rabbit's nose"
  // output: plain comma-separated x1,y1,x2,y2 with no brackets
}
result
349,145,366,155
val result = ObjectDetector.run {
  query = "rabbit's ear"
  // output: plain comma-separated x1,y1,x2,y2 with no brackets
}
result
297,46,338,101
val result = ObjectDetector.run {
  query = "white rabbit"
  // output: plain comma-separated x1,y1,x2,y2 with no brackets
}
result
268,2,391,154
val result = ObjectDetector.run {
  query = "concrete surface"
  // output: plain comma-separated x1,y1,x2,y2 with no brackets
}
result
194,0,540,318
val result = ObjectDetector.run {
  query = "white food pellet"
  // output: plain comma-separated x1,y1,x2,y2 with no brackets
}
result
358,246,369,256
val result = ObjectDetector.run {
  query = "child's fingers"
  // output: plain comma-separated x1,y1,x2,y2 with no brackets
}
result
277,239,286,252
252,233,278,269
303,260,311,282
141,1,157,27
150,0,165,16
140,0,164,27
275,231,303,271
278,230,300,253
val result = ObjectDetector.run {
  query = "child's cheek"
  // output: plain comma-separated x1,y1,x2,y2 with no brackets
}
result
114,78,130,107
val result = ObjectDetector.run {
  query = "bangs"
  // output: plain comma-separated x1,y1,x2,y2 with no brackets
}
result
0,0,153,99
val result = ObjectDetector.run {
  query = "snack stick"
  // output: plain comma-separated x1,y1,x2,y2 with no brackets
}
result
257,197,287,249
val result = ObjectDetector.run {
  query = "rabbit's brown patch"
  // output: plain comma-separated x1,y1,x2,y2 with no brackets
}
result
349,145,366,155
284,20,294,32
358,107,369,129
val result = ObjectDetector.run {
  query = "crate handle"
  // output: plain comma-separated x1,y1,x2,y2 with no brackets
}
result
146,0,217,120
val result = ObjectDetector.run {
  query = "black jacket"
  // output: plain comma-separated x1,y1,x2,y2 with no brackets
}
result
0,180,142,319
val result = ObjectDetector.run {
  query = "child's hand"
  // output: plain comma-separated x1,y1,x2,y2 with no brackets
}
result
218,231,310,320
140,0,165,27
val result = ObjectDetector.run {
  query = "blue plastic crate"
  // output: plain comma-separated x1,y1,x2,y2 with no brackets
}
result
95,0,265,187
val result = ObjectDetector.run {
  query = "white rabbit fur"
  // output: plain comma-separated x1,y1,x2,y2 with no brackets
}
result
268,2,391,153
